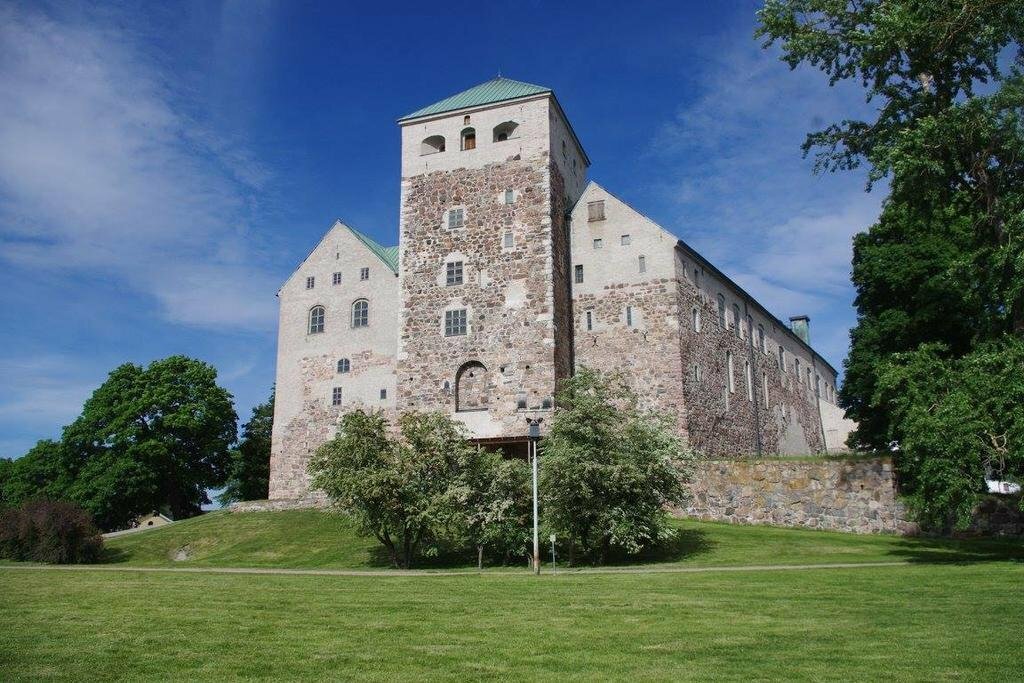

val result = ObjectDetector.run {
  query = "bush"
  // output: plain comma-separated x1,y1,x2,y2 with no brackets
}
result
0,500,104,564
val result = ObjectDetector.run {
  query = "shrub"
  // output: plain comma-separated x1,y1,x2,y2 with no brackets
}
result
0,500,104,564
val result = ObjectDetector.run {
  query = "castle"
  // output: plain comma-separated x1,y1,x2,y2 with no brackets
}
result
269,77,853,500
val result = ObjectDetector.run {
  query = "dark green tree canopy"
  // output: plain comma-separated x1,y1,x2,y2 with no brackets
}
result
219,389,274,505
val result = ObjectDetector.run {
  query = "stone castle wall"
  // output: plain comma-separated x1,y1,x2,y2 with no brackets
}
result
683,457,913,534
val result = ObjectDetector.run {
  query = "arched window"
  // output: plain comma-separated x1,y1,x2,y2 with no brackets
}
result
308,305,325,334
420,135,445,155
351,299,368,328
337,358,350,374
493,121,518,142
460,127,476,151
455,361,489,412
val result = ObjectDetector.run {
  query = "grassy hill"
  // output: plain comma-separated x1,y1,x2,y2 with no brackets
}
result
104,508,1024,570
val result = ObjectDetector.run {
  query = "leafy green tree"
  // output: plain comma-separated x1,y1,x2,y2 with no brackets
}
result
58,356,237,529
309,410,477,568
873,339,1024,530
219,389,274,504
0,440,68,510
459,449,530,568
758,1,1024,524
542,367,691,565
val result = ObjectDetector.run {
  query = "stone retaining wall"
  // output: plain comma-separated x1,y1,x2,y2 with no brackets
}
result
683,457,915,534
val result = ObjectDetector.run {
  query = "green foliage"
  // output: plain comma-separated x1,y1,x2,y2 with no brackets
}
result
542,367,692,564
218,389,274,504
309,410,504,568
0,500,103,564
2,356,236,531
874,338,1024,530
459,450,531,567
758,1,1024,525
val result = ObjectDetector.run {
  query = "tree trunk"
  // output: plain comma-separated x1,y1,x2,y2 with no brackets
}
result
477,545,483,570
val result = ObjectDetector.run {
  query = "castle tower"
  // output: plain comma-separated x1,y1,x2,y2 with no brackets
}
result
395,77,589,451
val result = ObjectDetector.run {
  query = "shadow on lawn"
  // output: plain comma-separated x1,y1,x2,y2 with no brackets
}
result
885,535,1024,565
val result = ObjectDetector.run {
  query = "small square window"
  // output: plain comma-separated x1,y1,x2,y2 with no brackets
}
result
638,255,646,273
380,388,387,400
445,309,468,336
448,208,464,229
331,387,342,406
593,238,603,249
306,276,315,290
446,261,463,286
504,189,514,204
621,234,631,246
332,272,342,285
503,231,514,249
587,200,605,222
360,267,369,281
574,264,584,284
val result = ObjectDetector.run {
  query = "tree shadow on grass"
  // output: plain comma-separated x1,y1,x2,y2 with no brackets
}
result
98,546,130,564
885,535,1024,565
592,528,717,568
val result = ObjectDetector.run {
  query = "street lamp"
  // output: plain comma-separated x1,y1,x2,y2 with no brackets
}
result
526,417,543,575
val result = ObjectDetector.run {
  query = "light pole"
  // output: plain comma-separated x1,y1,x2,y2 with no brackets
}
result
526,417,543,575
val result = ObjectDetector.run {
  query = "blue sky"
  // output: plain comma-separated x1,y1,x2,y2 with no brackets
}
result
0,0,880,459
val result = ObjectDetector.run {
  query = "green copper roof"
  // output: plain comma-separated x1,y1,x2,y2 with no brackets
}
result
400,77,551,121
345,223,399,273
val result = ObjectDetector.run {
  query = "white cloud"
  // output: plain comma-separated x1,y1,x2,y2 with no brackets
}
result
0,4,280,330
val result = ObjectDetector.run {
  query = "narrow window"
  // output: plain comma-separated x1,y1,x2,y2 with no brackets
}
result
337,358,350,374
352,299,369,328
638,255,646,273
446,261,463,286
380,388,387,400
445,309,468,336
727,351,735,394
593,238,603,249
694,268,701,291
745,361,753,402
448,208,464,229
717,295,726,328
586,310,593,331
587,201,605,222
778,346,786,373
746,315,753,341
626,305,634,328
503,231,514,248
360,267,369,281
332,272,342,286
733,305,742,338
460,127,476,151
574,264,584,284
807,368,812,389
763,372,769,407
758,325,766,353
795,358,802,382
620,234,631,245
694,364,702,383
504,189,514,204
815,374,821,397
692,307,701,333
306,276,315,290
331,387,342,406
308,306,325,334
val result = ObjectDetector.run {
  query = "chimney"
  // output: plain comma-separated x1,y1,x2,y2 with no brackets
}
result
789,315,810,345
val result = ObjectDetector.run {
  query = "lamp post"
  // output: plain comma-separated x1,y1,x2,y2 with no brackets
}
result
526,417,543,575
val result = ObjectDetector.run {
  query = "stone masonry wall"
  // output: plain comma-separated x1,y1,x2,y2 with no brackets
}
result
396,152,559,435
684,458,913,534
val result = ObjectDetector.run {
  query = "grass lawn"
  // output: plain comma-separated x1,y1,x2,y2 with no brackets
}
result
2,562,1023,680
102,508,1024,570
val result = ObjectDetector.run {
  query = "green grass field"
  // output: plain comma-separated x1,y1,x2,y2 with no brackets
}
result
2,510,1022,680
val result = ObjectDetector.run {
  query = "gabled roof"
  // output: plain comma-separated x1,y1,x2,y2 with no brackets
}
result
399,77,552,121
346,224,399,273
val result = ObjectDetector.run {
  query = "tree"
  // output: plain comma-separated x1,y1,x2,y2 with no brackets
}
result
58,356,237,529
758,1,1024,525
459,449,530,568
541,367,691,565
309,410,477,569
219,389,274,504
873,339,1024,530
0,440,69,511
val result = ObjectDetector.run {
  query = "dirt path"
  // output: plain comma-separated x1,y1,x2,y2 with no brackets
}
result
0,560,911,578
